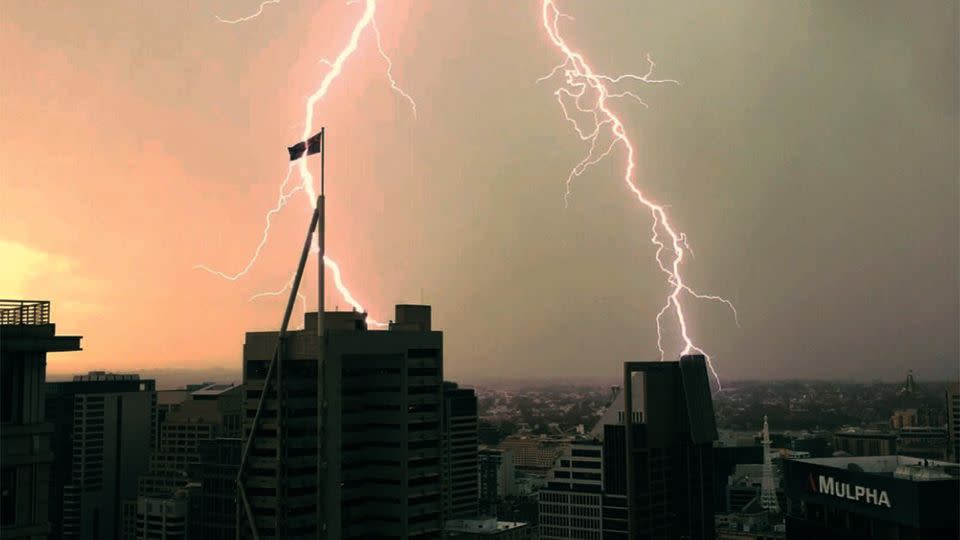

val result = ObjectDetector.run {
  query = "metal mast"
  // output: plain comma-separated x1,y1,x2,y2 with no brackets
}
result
759,415,781,513
236,129,326,539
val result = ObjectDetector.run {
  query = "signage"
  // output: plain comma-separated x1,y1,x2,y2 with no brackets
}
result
808,473,892,508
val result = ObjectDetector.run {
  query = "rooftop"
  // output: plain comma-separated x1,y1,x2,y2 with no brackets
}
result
0,299,50,325
797,455,959,480
445,518,529,534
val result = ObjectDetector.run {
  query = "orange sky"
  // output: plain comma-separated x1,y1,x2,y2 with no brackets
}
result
2,1,957,382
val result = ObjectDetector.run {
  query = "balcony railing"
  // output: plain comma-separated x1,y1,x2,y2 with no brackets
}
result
0,300,51,325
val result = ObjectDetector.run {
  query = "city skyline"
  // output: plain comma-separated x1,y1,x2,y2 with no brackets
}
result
2,0,958,383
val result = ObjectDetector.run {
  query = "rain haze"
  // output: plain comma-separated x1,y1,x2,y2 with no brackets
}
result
1,0,957,383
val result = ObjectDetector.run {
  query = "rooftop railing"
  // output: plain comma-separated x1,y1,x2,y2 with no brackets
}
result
0,300,51,326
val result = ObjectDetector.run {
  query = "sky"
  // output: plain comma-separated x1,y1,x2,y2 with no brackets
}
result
1,0,957,383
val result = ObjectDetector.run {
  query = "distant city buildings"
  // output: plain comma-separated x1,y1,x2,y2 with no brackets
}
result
0,299,82,539
833,429,897,457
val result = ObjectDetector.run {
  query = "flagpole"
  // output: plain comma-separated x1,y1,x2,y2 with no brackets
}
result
316,127,326,538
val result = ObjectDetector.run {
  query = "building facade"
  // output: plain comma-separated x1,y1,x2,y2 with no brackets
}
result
784,455,959,539
239,304,449,539
0,300,82,540
833,429,897,457
947,382,959,462
479,448,516,515
612,356,719,539
46,372,156,540
188,437,241,540
538,440,604,540
443,382,479,520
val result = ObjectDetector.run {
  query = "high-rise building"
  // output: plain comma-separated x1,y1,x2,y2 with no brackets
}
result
188,437,241,540
443,382,479,520
45,372,157,540
479,448,516,514
239,305,448,539
0,299,81,540
538,440,604,540
606,356,719,540
947,382,959,462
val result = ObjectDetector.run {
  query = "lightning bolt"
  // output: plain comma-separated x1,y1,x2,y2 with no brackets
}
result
540,0,736,387
215,0,281,24
200,0,414,329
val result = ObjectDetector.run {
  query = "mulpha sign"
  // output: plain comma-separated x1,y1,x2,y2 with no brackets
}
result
808,473,892,508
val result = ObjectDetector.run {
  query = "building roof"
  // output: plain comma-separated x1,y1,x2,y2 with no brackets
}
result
445,518,529,534
796,455,959,479
190,382,240,397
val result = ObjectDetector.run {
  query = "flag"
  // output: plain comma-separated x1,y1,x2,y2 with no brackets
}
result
288,131,323,161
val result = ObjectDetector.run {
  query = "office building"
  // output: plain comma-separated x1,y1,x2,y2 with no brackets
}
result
0,299,82,539
444,517,534,539
46,372,156,540
947,382,959,462
443,382,479,519
890,409,917,429
538,440,603,540
833,429,897,457
897,426,949,460
784,455,959,539
479,448,516,514
240,305,447,539
137,383,242,498
131,383,242,539
496,436,568,475
604,356,719,539
188,437,241,540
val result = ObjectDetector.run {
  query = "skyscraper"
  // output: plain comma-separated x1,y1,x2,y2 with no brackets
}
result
0,299,81,540
609,355,719,539
45,372,157,540
239,304,449,539
443,382,479,520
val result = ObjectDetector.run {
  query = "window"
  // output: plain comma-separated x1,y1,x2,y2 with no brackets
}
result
1,357,17,424
1,467,15,526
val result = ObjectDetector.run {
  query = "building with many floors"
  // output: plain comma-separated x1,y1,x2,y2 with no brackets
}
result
0,300,82,540
784,455,959,539
239,305,450,539
46,371,156,540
